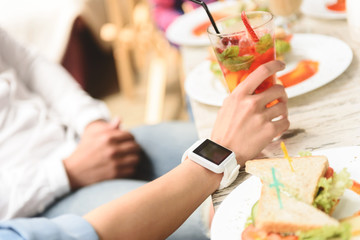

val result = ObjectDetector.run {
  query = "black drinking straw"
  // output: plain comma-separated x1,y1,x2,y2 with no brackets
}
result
189,0,220,34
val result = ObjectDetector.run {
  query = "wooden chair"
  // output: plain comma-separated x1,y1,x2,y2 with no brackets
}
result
101,0,136,99
101,0,184,124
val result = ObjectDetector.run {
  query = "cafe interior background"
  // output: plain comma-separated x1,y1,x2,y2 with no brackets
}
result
0,0,189,130
0,0,357,130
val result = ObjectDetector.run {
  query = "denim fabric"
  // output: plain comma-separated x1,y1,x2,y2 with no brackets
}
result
0,215,98,240
40,122,209,240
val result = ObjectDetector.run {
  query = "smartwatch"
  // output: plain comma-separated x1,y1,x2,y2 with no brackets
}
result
183,139,240,190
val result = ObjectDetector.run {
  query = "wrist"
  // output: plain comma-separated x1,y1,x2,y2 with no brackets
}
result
182,139,240,190
182,157,223,191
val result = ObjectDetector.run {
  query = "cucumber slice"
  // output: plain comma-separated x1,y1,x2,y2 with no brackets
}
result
251,201,259,224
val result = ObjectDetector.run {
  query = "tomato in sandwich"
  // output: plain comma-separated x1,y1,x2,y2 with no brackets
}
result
313,167,352,214
325,167,334,179
242,225,298,240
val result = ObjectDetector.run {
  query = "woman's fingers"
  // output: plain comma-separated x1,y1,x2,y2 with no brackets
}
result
258,84,288,107
233,60,286,95
270,117,290,137
265,101,288,121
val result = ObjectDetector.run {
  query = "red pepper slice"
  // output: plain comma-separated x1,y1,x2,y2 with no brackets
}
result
241,11,259,42
350,180,360,195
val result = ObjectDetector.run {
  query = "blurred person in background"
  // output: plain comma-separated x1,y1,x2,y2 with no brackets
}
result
149,0,268,32
0,26,208,240
149,0,217,32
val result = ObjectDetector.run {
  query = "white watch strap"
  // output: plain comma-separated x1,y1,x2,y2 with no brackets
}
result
218,159,240,190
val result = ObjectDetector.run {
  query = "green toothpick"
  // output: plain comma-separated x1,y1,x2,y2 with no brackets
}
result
270,167,284,209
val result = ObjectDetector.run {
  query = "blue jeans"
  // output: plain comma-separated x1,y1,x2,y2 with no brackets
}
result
41,122,209,240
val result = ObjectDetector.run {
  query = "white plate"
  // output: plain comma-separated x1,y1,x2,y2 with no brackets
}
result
301,0,347,19
211,146,360,240
185,33,353,106
166,1,241,46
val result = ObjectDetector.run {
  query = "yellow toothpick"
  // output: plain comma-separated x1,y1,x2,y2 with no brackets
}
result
281,141,295,172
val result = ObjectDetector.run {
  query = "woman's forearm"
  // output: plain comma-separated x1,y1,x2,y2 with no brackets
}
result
83,60,289,240
84,159,222,240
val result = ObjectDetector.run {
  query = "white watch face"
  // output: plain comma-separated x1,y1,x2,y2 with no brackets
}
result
193,139,233,165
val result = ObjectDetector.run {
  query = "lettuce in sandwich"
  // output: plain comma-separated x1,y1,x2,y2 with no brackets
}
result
313,168,353,214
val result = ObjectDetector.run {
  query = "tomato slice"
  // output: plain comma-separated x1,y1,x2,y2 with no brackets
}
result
242,225,268,240
325,167,334,179
242,225,298,240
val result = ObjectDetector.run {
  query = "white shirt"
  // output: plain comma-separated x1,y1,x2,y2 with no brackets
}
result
0,27,110,220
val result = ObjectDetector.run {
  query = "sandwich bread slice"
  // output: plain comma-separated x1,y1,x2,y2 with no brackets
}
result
255,184,339,234
246,156,328,204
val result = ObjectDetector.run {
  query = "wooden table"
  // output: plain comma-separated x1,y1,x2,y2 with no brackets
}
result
185,16,360,210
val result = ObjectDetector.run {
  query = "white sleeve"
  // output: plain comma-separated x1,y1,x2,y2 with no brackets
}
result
0,159,70,220
0,27,111,135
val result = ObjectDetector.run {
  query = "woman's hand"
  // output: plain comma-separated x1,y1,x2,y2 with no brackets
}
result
211,60,290,166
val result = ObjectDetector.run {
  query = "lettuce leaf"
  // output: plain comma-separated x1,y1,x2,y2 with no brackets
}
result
313,168,352,214
298,150,312,157
297,222,351,240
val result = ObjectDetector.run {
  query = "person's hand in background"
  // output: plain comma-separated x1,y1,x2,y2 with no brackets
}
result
211,60,290,166
64,118,141,189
